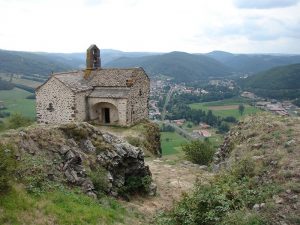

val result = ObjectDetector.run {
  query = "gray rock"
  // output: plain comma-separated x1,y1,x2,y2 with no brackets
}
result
253,204,260,211
81,139,96,153
59,145,71,155
148,182,157,196
199,165,208,170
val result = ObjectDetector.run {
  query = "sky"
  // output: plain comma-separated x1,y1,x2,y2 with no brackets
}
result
0,0,299,54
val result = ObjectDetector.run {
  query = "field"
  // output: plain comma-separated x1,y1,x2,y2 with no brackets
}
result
0,88,36,119
189,97,260,119
0,74,42,88
161,131,188,155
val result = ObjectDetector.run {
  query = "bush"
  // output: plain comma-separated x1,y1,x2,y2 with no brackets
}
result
120,175,152,197
156,171,279,225
160,124,175,132
218,121,230,133
0,145,17,193
182,139,215,165
7,113,33,129
89,166,109,197
223,116,237,123
126,136,142,147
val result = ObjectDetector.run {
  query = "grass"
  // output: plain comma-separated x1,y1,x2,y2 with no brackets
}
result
161,131,188,155
0,185,131,225
189,98,260,119
0,88,36,119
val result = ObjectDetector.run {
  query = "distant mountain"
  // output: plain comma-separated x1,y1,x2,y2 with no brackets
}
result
105,51,232,82
2,47,300,83
239,63,300,99
207,51,300,74
0,49,82,76
0,49,159,77
206,51,235,63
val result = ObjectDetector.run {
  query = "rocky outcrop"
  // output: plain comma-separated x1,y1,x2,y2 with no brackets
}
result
1,122,156,198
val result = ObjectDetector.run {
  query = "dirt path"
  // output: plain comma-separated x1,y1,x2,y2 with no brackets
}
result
123,158,213,223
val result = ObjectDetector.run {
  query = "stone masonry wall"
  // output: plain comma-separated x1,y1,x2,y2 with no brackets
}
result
127,70,150,124
36,77,76,124
75,91,91,122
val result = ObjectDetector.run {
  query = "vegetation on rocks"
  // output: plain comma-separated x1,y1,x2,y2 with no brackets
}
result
157,113,300,225
0,144,17,193
0,122,156,224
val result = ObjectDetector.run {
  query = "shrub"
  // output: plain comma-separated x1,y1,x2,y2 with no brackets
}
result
182,139,215,165
231,157,256,179
0,145,17,193
223,116,237,123
120,175,152,197
218,122,230,133
156,172,279,225
126,136,142,147
89,166,109,197
7,113,33,129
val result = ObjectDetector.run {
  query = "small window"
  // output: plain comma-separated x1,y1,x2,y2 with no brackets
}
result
46,103,54,112
139,89,142,96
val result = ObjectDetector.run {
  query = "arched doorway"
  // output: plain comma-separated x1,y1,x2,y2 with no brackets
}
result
92,102,119,125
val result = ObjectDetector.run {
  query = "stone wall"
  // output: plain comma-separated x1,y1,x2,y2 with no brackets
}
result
75,91,90,122
36,77,76,124
88,98,127,126
127,70,150,124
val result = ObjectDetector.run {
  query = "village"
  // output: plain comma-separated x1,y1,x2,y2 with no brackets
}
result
149,77,300,142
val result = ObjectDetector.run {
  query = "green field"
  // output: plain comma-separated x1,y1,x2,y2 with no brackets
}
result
0,88,36,119
189,98,260,119
161,131,188,155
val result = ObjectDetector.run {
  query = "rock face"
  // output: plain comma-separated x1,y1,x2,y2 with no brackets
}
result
1,122,156,198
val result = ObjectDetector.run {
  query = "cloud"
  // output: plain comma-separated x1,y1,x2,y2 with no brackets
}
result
234,0,300,9
206,16,300,42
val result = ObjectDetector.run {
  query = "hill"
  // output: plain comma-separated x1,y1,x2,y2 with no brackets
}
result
207,51,300,74
0,49,83,76
0,122,158,224
239,63,300,99
158,113,300,225
105,51,232,82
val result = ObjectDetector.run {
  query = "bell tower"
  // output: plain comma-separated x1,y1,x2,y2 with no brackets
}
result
86,44,101,70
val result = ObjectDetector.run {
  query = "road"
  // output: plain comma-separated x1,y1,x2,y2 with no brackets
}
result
161,87,175,120
162,121,201,141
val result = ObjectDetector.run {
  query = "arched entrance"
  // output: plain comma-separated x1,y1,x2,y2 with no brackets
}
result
91,102,119,125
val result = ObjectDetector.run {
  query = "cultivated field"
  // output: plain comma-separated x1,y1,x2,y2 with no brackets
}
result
189,97,260,119
0,88,36,119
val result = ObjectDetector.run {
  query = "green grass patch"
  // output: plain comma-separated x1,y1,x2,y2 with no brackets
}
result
0,185,131,225
161,131,188,155
189,98,260,120
0,88,36,119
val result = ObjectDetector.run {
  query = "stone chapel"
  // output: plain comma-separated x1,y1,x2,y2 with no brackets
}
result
36,45,150,126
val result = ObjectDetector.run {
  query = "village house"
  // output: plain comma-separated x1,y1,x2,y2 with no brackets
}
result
36,45,150,126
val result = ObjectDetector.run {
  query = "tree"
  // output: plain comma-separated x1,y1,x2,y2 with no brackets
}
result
182,139,215,165
218,121,230,133
7,113,32,129
238,104,245,115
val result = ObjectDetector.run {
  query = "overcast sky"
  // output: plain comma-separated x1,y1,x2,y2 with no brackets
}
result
0,0,299,54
